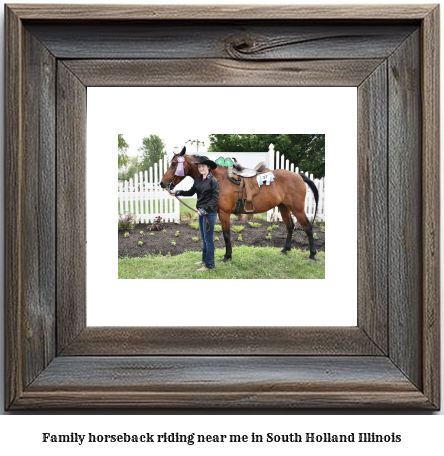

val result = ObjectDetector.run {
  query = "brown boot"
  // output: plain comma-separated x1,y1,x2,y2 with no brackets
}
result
195,260,204,265
196,266,210,272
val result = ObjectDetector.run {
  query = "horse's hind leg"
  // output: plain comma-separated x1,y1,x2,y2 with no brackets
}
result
292,208,317,261
219,210,232,263
278,204,294,255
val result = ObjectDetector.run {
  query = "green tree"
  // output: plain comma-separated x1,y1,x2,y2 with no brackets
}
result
139,135,167,171
208,134,325,178
118,134,130,170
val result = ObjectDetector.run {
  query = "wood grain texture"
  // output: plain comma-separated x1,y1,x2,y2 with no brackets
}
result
56,62,87,354
64,58,384,87
421,6,440,409
357,62,388,354
388,31,422,389
61,327,382,356
21,28,57,387
4,4,24,411
7,4,435,20
4,5,440,410
26,22,416,60
14,356,433,409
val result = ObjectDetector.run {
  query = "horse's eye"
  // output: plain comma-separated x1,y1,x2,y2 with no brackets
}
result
171,162,176,167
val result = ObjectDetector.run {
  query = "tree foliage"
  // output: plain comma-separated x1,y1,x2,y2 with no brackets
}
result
139,135,167,172
208,134,325,178
118,134,130,170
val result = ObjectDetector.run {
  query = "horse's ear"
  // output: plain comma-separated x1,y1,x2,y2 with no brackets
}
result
179,147,186,156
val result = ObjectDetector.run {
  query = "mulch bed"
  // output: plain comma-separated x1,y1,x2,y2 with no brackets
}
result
118,219,325,259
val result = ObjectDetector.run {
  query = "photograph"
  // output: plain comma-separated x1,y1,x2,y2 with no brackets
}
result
117,134,326,279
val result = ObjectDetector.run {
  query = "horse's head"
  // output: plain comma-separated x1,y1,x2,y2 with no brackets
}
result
160,146,197,190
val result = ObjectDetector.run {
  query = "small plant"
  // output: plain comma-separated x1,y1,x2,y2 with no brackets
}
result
313,233,318,240
124,232,129,238
192,237,199,242
214,224,223,232
171,241,176,246
118,212,137,231
320,224,325,233
214,237,220,241
140,231,144,235
190,221,199,230
175,231,180,237
266,235,271,240
272,225,279,230
150,232,155,236
232,225,244,234
138,241,143,246
248,222,262,228
162,229,167,233
237,235,243,241
149,216,164,231
267,226,273,232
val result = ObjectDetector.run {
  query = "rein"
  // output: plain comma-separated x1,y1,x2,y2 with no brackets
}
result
169,184,211,232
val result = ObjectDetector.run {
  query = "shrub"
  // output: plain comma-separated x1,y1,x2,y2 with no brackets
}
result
232,225,244,233
192,237,199,242
248,222,261,228
118,212,137,231
149,216,164,231
214,225,223,232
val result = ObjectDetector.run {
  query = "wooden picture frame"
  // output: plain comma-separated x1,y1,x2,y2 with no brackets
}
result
5,4,440,410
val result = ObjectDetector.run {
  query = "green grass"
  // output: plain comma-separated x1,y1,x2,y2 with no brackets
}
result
118,246,325,280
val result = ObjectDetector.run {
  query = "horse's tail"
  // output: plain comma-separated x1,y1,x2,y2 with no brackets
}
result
299,173,319,225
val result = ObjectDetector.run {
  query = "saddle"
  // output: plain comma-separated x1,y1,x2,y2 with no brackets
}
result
227,162,272,213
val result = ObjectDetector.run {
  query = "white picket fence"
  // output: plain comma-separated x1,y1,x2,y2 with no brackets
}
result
118,158,179,223
118,144,325,224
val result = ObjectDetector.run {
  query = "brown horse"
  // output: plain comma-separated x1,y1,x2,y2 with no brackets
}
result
160,147,319,262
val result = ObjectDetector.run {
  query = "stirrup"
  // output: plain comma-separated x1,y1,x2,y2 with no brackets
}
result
243,200,255,213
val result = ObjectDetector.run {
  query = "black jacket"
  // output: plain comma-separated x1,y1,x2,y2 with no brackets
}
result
177,174,220,213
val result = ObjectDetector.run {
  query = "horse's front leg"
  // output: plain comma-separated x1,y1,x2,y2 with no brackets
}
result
219,210,232,263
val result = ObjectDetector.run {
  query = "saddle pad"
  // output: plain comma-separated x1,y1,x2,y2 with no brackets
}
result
256,172,275,187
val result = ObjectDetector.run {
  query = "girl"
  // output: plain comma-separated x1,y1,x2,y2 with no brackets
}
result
171,156,219,272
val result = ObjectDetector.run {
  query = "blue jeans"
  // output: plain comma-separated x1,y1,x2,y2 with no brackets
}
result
198,211,217,269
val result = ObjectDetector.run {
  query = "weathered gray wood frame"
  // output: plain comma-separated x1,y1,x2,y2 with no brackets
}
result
5,5,440,410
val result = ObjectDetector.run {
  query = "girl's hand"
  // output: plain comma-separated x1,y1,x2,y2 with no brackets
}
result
169,190,176,195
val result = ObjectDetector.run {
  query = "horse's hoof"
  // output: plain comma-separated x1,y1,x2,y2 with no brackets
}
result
309,258,317,263
279,251,287,256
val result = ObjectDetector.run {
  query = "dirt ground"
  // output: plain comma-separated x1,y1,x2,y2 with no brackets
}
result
118,219,325,259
